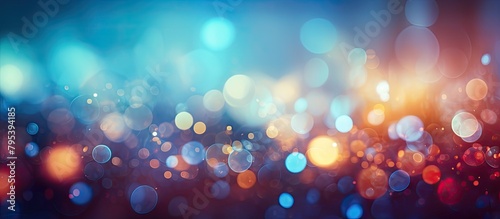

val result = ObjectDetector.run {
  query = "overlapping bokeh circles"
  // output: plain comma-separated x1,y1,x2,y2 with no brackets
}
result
300,18,337,54
130,185,158,214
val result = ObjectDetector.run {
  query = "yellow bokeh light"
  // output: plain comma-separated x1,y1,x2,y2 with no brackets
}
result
266,125,279,138
175,112,194,130
193,122,207,135
306,136,340,168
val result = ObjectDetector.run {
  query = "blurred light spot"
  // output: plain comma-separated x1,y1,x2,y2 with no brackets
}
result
422,165,441,184
100,112,131,142
346,204,363,219
466,78,488,101
203,90,225,112
130,185,158,214
291,112,314,134
279,193,294,208
481,54,491,65
25,142,39,158
237,170,257,189
463,145,485,166
0,64,24,97
201,17,235,51
45,146,81,182
206,143,228,168
266,125,279,139
92,145,111,164
285,152,307,173
124,105,153,131
348,48,367,66
336,115,353,133
166,156,178,168
395,26,439,72
306,188,320,204
437,178,461,205
84,162,104,181
69,182,92,205
26,123,39,135
228,149,253,173
211,180,230,199
193,122,206,135
405,0,439,27
223,74,255,107
451,112,480,138
181,141,205,165
357,167,388,199
367,109,385,126
396,115,424,142
175,112,194,131
389,170,411,192
300,18,337,54
480,109,497,124
438,48,468,78
304,58,329,87
294,98,308,113
485,146,500,168
307,136,339,168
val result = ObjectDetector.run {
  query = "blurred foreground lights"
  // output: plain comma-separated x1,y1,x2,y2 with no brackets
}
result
285,152,307,173
346,204,363,219
396,115,424,142
201,17,235,51
451,111,481,138
466,78,488,101
223,74,255,107
92,144,112,164
356,167,388,199
422,165,441,184
300,18,337,54
130,185,158,214
481,54,491,65
175,111,194,131
228,149,253,173
69,182,92,205
45,146,81,182
25,142,39,158
307,136,340,168
336,115,353,133
0,64,24,97
26,122,39,135
181,141,206,165
485,146,500,168
388,170,410,192
279,193,294,208
203,90,225,112
304,58,329,87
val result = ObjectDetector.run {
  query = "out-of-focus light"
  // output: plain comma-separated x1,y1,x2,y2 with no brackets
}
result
306,188,320,204
451,112,480,138
422,165,441,184
307,136,339,168
405,0,439,27
291,112,314,134
294,98,308,113
201,17,235,51
203,90,225,112
285,152,307,173
69,182,92,205
485,146,500,168
26,122,39,135
181,141,206,165
336,115,353,133
193,122,206,135
481,54,491,65
223,74,255,107
346,204,363,219
304,58,329,87
237,170,256,189
389,170,411,192
25,142,39,157
348,48,367,67
0,64,24,97
166,156,178,168
396,115,424,142
45,146,81,182
395,26,439,72
300,18,337,54
92,144,112,164
466,78,488,101
228,149,253,173
130,185,158,214
175,112,194,131
279,193,294,208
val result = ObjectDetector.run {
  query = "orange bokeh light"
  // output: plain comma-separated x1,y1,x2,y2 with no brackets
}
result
44,146,81,182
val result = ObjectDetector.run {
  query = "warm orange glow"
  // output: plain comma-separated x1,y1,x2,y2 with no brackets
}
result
45,146,81,182
306,136,340,168
237,170,256,189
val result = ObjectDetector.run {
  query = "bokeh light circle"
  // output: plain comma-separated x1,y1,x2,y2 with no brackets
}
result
396,115,424,142
485,146,500,168
201,17,235,51
92,145,112,164
175,111,194,131
228,149,253,173
422,165,441,184
466,78,488,101
336,115,353,133
388,170,411,192
124,105,153,131
395,26,439,72
346,204,363,219
356,167,388,199
69,182,92,205
223,74,255,107
462,146,485,167
181,141,206,165
70,95,100,124
26,122,39,135
300,18,337,54
405,0,439,27
304,58,329,87
278,193,294,208
307,136,339,168
203,90,225,112
481,53,491,65
25,142,39,157
291,112,314,134
285,152,307,173
451,112,479,138
130,185,158,214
